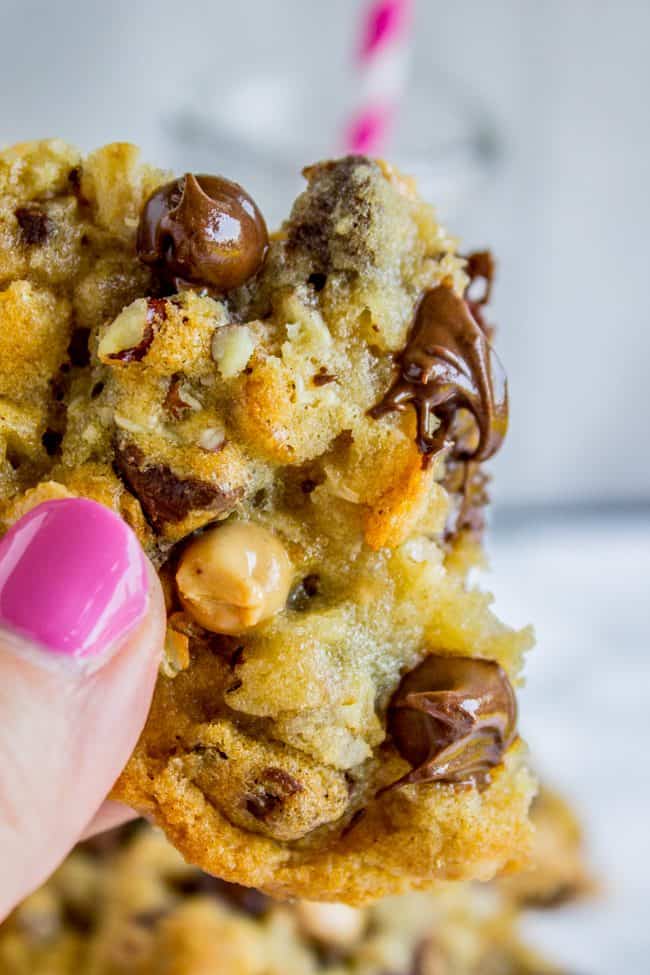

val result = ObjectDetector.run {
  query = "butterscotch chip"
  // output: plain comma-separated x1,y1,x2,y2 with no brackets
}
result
176,521,293,635
0,141,536,903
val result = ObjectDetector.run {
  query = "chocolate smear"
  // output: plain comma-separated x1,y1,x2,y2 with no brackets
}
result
370,284,507,465
387,655,517,789
137,173,268,292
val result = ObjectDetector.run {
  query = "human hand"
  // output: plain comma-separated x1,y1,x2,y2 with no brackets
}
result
0,498,165,920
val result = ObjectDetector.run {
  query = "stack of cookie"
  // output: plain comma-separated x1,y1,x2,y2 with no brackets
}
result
0,788,592,974
0,141,587,969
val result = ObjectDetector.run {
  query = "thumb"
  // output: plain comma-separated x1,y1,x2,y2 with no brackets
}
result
0,498,165,918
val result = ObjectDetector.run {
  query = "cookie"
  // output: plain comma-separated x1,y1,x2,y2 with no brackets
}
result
499,788,596,908
0,141,535,901
0,804,582,975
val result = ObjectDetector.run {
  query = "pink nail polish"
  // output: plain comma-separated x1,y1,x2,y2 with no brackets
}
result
0,499,148,658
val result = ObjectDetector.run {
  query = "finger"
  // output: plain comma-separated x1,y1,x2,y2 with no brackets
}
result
81,800,139,840
0,498,165,919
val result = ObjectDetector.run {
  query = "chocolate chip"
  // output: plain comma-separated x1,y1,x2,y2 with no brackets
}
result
68,166,82,192
113,441,243,531
137,173,268,292
387,655,517,789
5,446,24,470
108,298,167,364
90,381,105,399
67,326,91,367
333,429,354,449
61,902,95,935
370,284,508,466
41,429,62,456
312,367,336,386
193,631,245,665
300,478,318,494
168,873,270,918
302,573,320,597
245,767,303,821
308,272,327,292
67,166,89,205
15,206,53,245
289,573,320,610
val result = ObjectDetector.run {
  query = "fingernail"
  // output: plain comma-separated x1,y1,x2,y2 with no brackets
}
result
0,499,148,659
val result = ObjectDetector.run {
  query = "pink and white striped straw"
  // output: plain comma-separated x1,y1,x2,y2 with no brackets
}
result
343,0,415,156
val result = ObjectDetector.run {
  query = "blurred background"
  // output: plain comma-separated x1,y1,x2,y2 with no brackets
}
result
1,1,648,970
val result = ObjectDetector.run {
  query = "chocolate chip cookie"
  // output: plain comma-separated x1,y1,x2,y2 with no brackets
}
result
0,795,586,975
0,142,535,901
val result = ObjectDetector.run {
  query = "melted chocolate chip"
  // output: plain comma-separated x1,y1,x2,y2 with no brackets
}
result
113,442,242,531
387,655,517,789
464,250,496,338
168,873,270,918
443,459,490,541
15,206,53,245
370,284,508,466
245,767,303,821
465,250,495,307
137,173,268,292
